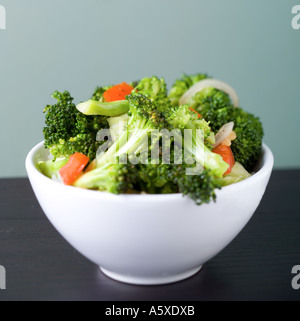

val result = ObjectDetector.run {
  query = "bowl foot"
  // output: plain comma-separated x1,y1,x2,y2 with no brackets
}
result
100,266,202,285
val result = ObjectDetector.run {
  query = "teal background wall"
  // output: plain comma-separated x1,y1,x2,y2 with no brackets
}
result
0,0,299,177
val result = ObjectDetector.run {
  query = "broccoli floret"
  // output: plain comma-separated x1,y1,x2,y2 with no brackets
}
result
136,146,222,204
165,103,215,145
137,162,177,194
43,91,109,160
189,87,263,171
91,85,111,101
133,76,167,99
137,152,179,194
36,157,69,179
169,73,208,106
76,90,176,194
172,165,222,205
97,93,168,165
133,76,170,113
189,88,233,129
165,104,229,178
74,161,138,194
230,109,263,171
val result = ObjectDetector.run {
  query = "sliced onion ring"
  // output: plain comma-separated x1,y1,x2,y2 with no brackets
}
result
179,79,239,107
213,122,234,148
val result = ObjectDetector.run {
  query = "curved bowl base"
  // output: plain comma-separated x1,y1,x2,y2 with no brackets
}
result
100,266,202,285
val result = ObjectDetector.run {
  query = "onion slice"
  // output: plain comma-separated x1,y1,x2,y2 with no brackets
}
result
213,122,234,148
179,79,239,107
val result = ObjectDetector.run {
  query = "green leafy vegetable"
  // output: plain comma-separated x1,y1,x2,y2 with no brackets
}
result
43,91,108,160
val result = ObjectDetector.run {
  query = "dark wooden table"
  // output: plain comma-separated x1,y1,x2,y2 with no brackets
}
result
0,170,299,301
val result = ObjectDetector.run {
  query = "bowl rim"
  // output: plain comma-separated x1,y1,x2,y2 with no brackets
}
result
25,141,274,202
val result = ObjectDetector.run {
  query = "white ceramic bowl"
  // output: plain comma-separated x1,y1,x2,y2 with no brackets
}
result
26,142,273,285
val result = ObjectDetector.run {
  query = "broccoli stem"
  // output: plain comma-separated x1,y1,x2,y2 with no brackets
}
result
96,114,155,166
76,100,129,116
74,162,138,194
73,164,108,189
36,158,69,178
96,129,129,165
175,130,228,178
193,134,228,178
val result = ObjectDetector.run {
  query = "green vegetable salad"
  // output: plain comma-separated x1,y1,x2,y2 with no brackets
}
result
38,74,263,205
